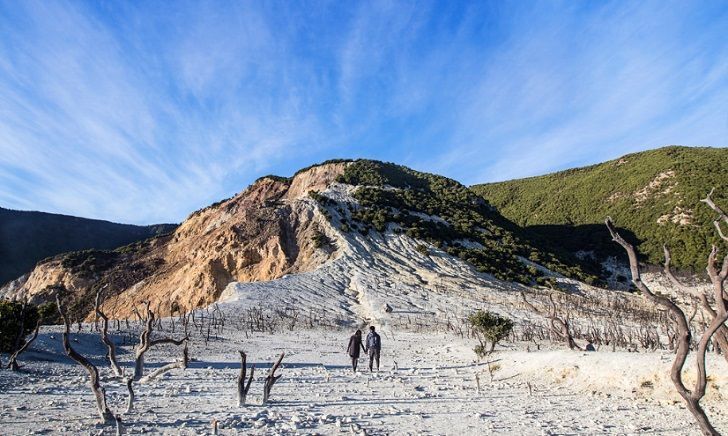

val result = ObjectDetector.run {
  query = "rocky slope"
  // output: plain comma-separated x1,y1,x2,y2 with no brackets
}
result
1,163,347,319
4,156,678,322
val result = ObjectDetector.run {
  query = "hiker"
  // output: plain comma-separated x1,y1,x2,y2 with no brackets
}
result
366,326,381,372
347,330,366,372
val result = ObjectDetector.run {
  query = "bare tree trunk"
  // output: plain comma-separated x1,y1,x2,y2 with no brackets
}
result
663,245,728,364
139,360,186,384
95,291,124,377
7,319,40,371
138,339,188,384
701,188,728,243
262,352,284,404
133,303,154,381
56,294,117,425
125,376,134,413
237,351,255,406
133,302,188,381
607,214,727,436
698,293,728,365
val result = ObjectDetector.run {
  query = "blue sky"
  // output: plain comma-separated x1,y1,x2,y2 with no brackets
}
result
0,1,726,224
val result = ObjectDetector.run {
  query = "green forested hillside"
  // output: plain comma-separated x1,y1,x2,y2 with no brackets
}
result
471,146,728,272
332,160,598,285
0,208,176,286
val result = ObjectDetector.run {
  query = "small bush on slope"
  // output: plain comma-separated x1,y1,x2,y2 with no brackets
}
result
468,310,514,356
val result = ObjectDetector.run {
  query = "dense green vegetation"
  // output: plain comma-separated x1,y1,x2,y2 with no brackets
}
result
0,300,39,352
472,146,728,272
0,208,176,286
59,249,121,278
0,299,59,352
336,160,598,285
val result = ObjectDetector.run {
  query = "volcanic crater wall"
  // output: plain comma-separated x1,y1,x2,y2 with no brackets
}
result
1,163,348,319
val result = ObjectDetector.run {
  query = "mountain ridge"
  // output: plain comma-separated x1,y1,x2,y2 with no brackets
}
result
471,145,728,272
1,160,594,320
0,207,176,286
4,146,725,320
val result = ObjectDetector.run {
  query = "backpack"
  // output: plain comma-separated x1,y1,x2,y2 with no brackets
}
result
368,332,381,350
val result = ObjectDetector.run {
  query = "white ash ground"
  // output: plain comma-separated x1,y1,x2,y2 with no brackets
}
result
2,183,724,435
1,326,726,435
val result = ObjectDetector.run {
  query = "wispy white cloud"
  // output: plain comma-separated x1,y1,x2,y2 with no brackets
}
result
0,1,724,223
414,1,727,183
0,1,330,223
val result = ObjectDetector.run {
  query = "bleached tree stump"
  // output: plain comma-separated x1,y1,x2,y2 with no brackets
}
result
237,351,255,406
262,352,285,404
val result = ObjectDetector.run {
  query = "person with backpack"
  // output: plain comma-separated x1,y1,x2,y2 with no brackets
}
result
366,326,381,372
347,329,366,372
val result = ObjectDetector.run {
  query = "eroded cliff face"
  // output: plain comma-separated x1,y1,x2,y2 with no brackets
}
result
1,163,348,319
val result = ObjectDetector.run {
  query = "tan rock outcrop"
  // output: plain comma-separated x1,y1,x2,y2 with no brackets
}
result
1,163,348,319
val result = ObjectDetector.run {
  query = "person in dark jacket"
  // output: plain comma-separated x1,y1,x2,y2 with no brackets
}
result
347,330,366,372
366,326,381,372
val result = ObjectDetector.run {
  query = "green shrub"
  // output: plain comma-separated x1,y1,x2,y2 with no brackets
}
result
308,190,333,206
468,310,514,356
0,300,41,353
37,302,60,325
312,230,332,249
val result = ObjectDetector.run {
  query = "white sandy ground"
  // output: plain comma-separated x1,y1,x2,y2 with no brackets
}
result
1,325,726,435
2,183,726,435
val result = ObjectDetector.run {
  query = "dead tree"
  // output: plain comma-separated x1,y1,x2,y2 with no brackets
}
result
95,290,123,377
138,339,189,384
125,376,135,414
6,317,40,371
606,214,727,436
237,351,255,406
663,245,728,363
262,352,284,404
133,301,188,381
702,187,728,243
56,294,118,426
521,292,581,350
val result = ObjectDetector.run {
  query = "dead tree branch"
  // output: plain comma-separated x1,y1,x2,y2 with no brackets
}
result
665,244,728,363
262,352,284,404
606,216,726,436
138,339,189,384
701,188,728,242
95,290,124,377
133,301,188,381
237,351,255,406
521,291,580,350
6,318,40,371
56,294,117,426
